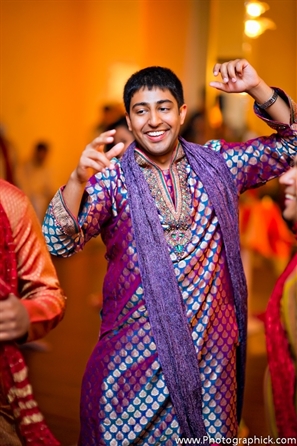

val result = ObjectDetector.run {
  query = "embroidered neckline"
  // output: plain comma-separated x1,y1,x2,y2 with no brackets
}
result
135,144,192,260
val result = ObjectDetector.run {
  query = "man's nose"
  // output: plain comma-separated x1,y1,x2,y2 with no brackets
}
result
148,110,161,126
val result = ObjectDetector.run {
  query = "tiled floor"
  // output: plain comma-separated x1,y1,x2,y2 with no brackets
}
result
22,240,277,445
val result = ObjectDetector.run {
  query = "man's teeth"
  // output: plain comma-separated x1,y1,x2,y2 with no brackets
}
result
285,194,295,200
148,131,164,136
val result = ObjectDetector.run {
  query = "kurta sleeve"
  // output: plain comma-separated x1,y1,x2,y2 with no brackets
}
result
43,166,116,257
1,181,67,342
43,187,95,257
254,87,297,130
205,88,297,194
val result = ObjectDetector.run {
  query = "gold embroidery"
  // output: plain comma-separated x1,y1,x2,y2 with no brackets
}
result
52,189,79,236
136,145,192,260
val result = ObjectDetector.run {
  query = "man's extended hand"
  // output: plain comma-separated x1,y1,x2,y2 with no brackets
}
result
210,58,261,94
210,58,290,123
73,130,125,185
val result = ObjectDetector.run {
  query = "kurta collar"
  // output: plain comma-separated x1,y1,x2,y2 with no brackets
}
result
134,141,185,170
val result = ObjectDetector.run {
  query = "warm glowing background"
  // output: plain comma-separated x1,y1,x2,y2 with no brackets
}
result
1,0,296,189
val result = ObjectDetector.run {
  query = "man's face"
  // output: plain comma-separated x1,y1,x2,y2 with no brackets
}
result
126,87,187,168
279,155,297,224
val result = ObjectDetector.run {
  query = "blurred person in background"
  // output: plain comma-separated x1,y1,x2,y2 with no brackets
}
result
0,179,66,445
104,115,134,154
264,155,297,439
180,110,209,145
43,59,296,444
93,102,126,139
0,125,18,184
16,141,54,223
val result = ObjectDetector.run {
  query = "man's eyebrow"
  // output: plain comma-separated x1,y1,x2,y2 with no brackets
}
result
132,99,174,110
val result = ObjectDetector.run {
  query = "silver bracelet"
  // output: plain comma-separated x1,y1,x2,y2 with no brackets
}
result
256,89,278,110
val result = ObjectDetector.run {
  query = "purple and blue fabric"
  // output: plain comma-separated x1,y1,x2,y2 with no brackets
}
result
43,89,297,445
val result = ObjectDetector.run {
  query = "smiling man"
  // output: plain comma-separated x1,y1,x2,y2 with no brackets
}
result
124,69,187,168
43,59,297,445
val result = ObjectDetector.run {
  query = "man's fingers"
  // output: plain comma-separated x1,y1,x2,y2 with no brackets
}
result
81,153,111,172
209,81,225,91
89,129,117,151
213,59,246,84
81,142,124,173
77,135,128,182
106,142,125,161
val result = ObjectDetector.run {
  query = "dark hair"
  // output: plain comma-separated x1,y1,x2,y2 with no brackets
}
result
123,66,185,113
105,116,128,133
180,111,205,141
104,116,131,153
35,142,49,152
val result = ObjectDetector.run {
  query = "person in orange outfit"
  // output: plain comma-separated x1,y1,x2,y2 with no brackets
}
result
0,179,66,445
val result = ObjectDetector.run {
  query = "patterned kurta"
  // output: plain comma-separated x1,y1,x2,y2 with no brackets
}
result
0,179,67,445
0,180,66,341
43,96,297,445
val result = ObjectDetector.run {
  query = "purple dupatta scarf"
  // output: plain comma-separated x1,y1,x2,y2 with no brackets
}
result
121,137,247,439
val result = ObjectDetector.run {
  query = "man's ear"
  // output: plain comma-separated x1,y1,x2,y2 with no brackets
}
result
125,113,132,132
179,104,187,125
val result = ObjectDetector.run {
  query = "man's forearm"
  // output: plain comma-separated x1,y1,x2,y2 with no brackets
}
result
248,81,291,124
63,173,87,218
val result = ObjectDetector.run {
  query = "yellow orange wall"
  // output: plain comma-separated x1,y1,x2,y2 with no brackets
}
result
1,0,202,187
1,0,296,189
243,0,297,135
206,0,296,137
1,1,95,185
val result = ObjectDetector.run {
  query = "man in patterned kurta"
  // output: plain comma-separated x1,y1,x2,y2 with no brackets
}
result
43,59,297,444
